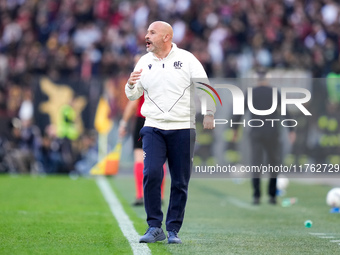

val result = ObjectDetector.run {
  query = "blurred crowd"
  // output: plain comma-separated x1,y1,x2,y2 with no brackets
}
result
0,0,340,174
1,0,340,84
0,0,339,82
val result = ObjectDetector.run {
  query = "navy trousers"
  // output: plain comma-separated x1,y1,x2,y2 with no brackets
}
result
140,127,196,232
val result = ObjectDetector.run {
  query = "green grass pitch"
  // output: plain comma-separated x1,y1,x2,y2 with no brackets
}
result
1,174,339,254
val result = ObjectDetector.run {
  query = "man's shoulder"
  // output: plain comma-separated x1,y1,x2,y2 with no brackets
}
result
134,53,155,68
175,47,195,59
173,48,201,66
139,52,153,61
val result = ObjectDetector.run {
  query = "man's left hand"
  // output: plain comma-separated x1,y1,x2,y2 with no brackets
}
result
203,115,214,129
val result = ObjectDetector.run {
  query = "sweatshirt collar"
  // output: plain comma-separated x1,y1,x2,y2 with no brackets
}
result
152,43,177,61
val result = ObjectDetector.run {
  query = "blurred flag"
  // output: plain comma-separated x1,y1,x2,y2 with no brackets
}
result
94,97,113,134
90,141,122,175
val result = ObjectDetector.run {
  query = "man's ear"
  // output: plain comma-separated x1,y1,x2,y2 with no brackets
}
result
163,34,171,42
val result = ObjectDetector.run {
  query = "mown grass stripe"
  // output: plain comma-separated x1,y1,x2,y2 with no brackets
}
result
96,176,151,255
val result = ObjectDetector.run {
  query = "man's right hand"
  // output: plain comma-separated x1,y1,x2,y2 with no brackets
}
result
128,69,143,86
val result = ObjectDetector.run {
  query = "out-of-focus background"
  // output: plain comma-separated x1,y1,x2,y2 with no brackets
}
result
0,0,339,175
2,2,340,254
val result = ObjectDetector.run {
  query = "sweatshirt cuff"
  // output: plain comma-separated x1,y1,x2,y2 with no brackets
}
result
205,110,215,116
127,83,135,89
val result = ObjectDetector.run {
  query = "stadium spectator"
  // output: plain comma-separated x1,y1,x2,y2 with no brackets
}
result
36,124,76,174
5,117,41,174
74,130,98,176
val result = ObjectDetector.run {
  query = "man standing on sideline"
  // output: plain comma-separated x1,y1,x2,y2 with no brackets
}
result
125,21,215,244
232,69,296,205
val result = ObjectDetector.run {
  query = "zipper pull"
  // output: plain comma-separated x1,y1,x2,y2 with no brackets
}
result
163,63,164,68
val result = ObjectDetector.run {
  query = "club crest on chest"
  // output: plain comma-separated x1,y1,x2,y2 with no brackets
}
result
174,61,182,69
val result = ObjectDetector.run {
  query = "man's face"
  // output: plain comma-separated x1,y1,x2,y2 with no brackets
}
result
145,23,165,54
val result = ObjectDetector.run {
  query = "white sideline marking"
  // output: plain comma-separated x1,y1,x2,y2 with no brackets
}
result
309,233,327,235
309,233,340,245
227,197,258,210
96,176,151,255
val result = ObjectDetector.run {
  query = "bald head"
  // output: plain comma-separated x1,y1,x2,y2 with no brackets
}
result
150,21,173,40
145,21,173,58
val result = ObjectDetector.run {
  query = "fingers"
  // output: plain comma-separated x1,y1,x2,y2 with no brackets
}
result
203,115,215,129
203,123,214,129
128,69,143,85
